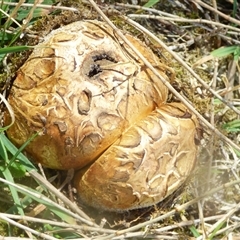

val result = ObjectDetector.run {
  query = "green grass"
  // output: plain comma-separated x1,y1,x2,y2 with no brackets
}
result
211,45,240,61
222,119,240,133
0,0,59,63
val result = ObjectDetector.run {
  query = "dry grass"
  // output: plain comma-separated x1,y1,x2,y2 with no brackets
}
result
0,0,240,239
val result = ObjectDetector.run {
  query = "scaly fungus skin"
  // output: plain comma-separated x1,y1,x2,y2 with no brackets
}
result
5,20,199,211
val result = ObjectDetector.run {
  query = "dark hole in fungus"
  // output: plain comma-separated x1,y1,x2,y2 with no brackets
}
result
92,53,117,63
87,64,102,77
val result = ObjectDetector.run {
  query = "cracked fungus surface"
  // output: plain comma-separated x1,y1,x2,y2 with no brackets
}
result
5,20,199,211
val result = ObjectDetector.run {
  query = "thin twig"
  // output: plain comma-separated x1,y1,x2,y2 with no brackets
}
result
153,214,226,233
0,215,58,240
3,1,78,12
205,202,240,237
0,93,15,129
127,14,240,33
29,170,96,225
0,213,115,234
0,8,22,28
192,0,240,26
4,0,25,27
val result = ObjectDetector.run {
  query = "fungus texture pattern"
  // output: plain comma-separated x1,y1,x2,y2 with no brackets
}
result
5,20,199,211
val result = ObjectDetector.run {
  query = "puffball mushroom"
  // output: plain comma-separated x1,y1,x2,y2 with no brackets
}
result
5,20,199,211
